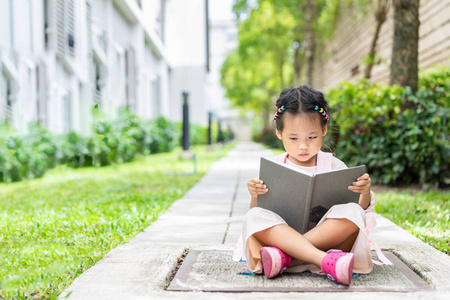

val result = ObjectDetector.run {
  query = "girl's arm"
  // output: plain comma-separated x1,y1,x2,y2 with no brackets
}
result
359,191,371,210
247,178,268,209
250,195,258,209
348,173,372,209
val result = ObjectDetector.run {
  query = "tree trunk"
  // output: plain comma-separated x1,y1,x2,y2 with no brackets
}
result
279,58,285,89
262,98,273,129
293,1,305,86
293,45,302,86
390,0,420,91
305,0,316,86
364,0,389,79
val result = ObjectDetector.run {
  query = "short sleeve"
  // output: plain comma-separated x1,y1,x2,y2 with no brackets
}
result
331,156,347,170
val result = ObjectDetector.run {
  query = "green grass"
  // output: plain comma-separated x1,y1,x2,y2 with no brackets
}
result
375,189,450,255
0,143,234,299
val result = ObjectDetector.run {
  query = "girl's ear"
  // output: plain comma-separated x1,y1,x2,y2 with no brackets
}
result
276,130,282,140
322,124,328,136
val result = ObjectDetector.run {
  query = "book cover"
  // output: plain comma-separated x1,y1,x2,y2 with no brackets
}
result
257,157,365,234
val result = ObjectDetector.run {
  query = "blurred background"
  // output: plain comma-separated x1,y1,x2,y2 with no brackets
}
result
0,0,242,138
0,0,449,186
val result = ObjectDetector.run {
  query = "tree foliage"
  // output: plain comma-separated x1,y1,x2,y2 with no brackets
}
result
221,0,343,126
222,0,296,124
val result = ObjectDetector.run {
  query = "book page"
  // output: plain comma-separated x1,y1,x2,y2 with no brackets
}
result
307,165,365,231
257,157,313,234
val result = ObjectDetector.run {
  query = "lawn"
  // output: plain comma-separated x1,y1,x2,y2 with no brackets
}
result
0,143,234,299
375,189,449,255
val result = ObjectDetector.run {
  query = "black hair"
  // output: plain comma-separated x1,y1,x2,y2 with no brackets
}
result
274,84,330,132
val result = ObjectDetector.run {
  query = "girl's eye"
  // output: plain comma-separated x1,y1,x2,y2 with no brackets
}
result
309,136,318,139
290,138,298,141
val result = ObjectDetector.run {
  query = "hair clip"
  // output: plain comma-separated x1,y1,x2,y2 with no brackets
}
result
315,106,330,121
273,106,285,120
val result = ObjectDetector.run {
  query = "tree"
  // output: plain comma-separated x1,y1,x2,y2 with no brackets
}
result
390,0,420,91
364,0,390,79
304,0,316,85
223,0,341,125
222,0,295,127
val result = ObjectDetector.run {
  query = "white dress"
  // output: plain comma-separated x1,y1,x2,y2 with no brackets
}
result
232,151,375,274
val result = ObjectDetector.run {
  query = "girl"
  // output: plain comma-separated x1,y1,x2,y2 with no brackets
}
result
233,85,375,285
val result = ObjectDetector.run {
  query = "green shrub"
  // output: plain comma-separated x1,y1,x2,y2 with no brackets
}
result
327,67,450,187
86,135,112,167
0,125,58,182
0,110,179,182
0,139,22,182
55,132,90,168
176,122,211,146
253,126,283,149
147,116,179,153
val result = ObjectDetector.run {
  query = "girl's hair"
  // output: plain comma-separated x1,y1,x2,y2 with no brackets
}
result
274,84,330,132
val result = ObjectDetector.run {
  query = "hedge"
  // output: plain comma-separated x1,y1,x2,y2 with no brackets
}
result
327,66,449,187
254,66,449,187
0,110,179,183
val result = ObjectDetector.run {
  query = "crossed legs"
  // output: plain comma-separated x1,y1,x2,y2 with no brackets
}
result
252,218,359,268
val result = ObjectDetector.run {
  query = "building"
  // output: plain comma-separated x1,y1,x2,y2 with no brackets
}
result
313,0,450,90
208,2,252,141
0,0,171,136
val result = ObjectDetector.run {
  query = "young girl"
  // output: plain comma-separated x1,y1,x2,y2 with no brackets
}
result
233,85,375,285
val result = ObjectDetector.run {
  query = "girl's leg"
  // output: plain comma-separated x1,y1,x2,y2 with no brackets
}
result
304,218,359,252
253,224,326,267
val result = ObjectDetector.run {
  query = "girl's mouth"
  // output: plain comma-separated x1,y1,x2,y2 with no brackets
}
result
299,154,309,157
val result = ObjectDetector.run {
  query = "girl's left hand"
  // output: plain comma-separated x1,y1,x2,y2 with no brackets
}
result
348,173,371,195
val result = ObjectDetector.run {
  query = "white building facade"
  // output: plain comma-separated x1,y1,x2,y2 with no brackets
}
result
0,0,171,136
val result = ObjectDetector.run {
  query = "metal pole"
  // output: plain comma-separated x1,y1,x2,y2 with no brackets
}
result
182,91,190,151
208,111,212,145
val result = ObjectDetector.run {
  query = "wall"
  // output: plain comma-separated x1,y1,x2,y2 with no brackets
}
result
313,0,450,90
0,0,171,136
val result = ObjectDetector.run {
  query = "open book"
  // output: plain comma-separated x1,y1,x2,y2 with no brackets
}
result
257,157,365,234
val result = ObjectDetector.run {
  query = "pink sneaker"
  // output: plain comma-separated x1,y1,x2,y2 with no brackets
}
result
320,249,354,285
260,247,292,278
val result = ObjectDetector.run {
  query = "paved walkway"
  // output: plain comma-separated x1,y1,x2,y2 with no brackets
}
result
60,142,450,299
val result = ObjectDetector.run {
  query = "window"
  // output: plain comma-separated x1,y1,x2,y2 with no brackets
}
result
36,63,48,127
0,72,6,121
6,77,14,123
152,77,161,118
93,59,104,107
63,91,72,132
125,47,137,111
1,68,16,123
44,0,50,50
55,0,76,57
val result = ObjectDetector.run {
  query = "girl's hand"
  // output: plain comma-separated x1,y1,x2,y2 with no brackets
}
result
348,173,371,195
248,178,268,197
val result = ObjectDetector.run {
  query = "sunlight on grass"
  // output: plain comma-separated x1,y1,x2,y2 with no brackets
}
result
0,143,234,299
375,190,450,255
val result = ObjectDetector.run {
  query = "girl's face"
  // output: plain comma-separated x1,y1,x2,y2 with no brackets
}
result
276,112,327,167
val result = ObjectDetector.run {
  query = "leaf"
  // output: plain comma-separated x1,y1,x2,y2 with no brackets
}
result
94,104,99,109
97,135,105,140
8,150,16,155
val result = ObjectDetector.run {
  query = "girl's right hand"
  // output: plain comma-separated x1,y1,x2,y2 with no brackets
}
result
247,178,268,197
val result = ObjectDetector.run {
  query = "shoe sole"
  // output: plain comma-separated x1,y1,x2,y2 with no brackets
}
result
335,253,354,285
261,247,281,279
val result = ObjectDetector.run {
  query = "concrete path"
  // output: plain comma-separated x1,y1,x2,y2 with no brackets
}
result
60,142,450,299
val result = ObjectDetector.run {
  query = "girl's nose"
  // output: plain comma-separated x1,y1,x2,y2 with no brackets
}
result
298,142,308,150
